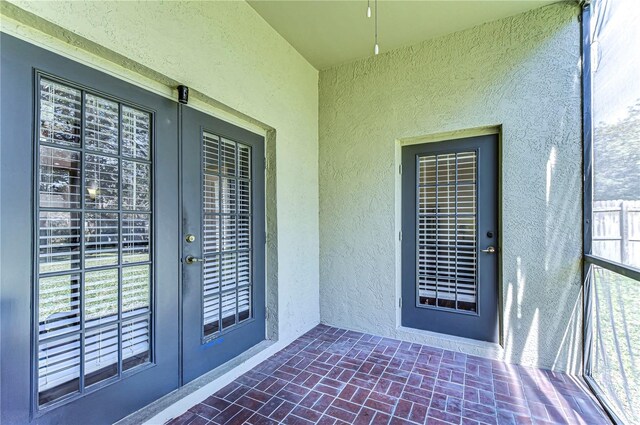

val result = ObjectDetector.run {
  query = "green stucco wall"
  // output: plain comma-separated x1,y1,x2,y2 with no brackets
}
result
1,0,585,375
319,2,583,373
1,0,320,342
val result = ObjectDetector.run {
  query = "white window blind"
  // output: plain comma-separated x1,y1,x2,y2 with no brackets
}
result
416,151,478,312
36,77,152,407
201,132,253,338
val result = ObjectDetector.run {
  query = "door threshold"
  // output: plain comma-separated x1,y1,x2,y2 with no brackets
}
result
396,325,504,360
116,339,280,425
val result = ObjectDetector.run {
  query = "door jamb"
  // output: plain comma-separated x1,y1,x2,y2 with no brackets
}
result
178,104,185,387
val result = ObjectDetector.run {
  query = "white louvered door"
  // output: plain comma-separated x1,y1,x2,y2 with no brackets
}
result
402,135,499,343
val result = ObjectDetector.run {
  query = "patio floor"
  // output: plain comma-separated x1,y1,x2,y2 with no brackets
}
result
167,325,609,425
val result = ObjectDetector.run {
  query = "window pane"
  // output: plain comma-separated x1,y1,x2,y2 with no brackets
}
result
221,253,236,292
238,286,251,323
85,212,119,268
204,175,220,213
203,256,221,336
39,211,81,273
238,180,251,215
238,143,250,179
220,138,236,176
222,216,236,251
39,79,81,147
85,268,119,327
122,316,150,371
39,146,81,209
204,295,220,337
221,291,237,329
203,133,220,174
85,154,119,209
84,325,119,387
85,94,119,154
591,266,640,422
122,213,150,263
591,0,640,269
221,177,236,213
122,106,151,160
203,214,220,254
38,333,81,406
237,216,250,251
122,265,150,317
238,252,250,286
38,274,81,338
122,160,151,211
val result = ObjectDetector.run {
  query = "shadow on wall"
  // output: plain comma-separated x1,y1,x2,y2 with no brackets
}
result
500,13,584,374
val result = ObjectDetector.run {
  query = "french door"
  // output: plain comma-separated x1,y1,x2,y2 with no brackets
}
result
1,34,266,424
1,34,180,424
401,135,499,343
180,107,266,384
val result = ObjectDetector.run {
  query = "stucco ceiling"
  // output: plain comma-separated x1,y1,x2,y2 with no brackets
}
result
248,0,559,70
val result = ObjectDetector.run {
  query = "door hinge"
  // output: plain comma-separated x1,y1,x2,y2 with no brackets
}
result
399,231,402,241
399,298,402,308
399,164,403,175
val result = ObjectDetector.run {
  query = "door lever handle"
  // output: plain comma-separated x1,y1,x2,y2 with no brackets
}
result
481,246,496,254
184,255,205,264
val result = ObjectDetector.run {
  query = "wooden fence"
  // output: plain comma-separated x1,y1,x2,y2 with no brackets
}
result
593,200,640,268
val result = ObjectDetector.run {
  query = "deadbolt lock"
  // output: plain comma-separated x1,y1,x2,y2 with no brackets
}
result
185,234,196,243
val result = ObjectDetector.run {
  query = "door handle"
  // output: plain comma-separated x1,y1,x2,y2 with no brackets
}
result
480,246,496,254
184,255,205,264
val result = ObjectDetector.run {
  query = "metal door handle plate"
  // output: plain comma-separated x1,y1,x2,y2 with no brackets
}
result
185,255,204,264
481,246,496,254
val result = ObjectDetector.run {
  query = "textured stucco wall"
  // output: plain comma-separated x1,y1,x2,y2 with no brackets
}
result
319,3,583,373
2,0,320,341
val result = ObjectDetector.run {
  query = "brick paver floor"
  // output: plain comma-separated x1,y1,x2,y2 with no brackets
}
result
167,325,610,425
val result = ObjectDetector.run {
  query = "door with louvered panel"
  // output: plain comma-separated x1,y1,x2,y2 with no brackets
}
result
401,135,499,343
1,34,179,425
181,107,265,383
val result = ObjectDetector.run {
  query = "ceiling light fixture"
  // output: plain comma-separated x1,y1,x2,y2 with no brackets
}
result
374,0,379,55
367,0,371,18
